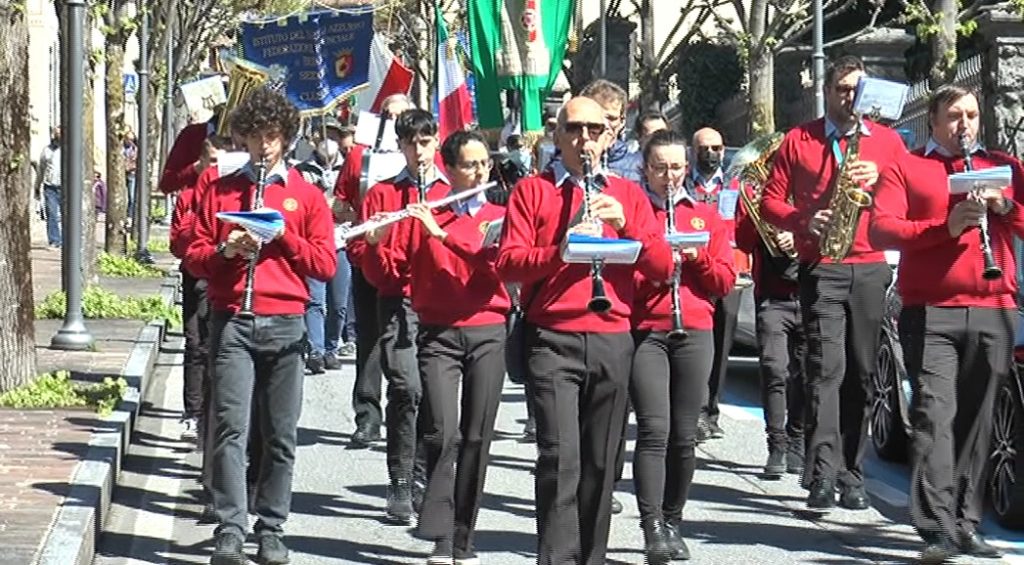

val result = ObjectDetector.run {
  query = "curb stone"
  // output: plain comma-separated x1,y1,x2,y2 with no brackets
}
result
34,275,180,565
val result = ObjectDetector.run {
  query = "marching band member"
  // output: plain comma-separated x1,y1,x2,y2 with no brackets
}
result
760,55,906,511
631,130,736,563
335,93,412,448
184,87,336,565
400,130,510,564
360,108,452,525
870,85,1024,562
735,163,806,478
496,96,674,565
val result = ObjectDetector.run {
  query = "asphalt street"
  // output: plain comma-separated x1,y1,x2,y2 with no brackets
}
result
94,342,1024,564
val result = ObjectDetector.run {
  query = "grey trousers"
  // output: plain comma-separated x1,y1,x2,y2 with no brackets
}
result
209,311,306,539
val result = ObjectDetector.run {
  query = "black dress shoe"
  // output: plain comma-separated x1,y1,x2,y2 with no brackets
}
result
350,425,381,448
806,478,835,509
919,533,959,564
306,353,325,375
665,517,692,560
838,484,870,510
959,530,1002,558
323,352,342,370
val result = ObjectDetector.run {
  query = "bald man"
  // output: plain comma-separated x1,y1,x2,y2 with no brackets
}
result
684,127,743,442
497,96,674,564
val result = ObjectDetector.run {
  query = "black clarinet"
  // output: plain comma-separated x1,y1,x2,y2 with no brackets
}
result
665,182,687,340
960,132,1002,280
417,161,427,202
238,158,269,318
582,155,612,313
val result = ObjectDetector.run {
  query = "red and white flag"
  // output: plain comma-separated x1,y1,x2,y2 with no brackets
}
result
435,4,473,140
357,34,414,114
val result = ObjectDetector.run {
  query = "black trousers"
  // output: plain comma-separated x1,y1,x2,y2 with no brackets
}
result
351,267,383,430
378,295,421,480
704,287,742,423
416,324,506,551
756,297,806,447
799,262,890,487
630,329,713,523
902,306,1013,539
527,326,632,565
181,269,209,418
208,312,306,538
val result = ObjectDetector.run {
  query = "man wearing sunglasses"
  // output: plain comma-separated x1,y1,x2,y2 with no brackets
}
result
497,96,674,565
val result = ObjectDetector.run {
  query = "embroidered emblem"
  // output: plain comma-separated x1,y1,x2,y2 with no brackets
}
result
282,198,299,212
479,220,490,235
690,217,705,230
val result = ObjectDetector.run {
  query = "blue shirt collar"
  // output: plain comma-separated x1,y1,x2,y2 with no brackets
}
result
924,136,985,158
238,160,289,185
550,159,608,189
451,188,487,217
691,167,724,188
824,117,872,139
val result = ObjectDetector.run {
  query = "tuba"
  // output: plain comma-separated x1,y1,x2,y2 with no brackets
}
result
818,122,874,262
727,132,796,259
216,58,272,138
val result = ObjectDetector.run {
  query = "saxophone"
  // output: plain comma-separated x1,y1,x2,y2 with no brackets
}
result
729,132,796,259
818,127,874,262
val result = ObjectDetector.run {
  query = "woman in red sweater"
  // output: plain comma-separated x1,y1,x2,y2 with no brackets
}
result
630,130,736,563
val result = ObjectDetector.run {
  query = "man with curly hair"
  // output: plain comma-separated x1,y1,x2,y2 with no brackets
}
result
185,87,336,565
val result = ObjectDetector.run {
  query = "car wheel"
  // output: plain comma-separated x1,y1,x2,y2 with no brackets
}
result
989,373,1024,528
871,330,909,462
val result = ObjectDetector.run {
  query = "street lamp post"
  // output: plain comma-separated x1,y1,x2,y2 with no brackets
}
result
51,0,94,351
599,0,607,77
133,2,152,264
812,0,825,118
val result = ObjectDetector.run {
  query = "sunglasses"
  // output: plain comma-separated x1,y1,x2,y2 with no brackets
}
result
564,121,607,137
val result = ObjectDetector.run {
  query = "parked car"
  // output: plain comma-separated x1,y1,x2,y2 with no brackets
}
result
870,248,1024,528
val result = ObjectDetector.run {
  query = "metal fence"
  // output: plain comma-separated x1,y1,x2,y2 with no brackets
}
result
892,54,985,149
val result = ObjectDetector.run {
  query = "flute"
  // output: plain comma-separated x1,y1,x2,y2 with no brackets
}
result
959,131,1002,280
238,158,268,318
340,182,497,243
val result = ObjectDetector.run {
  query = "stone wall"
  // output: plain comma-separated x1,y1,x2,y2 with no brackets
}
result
978,10,1024,157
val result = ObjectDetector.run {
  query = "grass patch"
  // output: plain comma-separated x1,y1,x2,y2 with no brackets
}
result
35,286,182,328
127,237,170,254
99,253,166,278
0,371,128,417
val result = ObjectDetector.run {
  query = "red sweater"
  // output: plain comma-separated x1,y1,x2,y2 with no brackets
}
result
184,167,337,315
359,174,453,298
170,185,197,262
404,202,511,326
632,199,736,331
735,184,799,299
761,118,906,264
495,171,675,333
869,148,1024,308
158,122,208,195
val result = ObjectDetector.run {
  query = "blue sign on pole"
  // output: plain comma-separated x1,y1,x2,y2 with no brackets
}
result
239,10,373,115
124,72,138,96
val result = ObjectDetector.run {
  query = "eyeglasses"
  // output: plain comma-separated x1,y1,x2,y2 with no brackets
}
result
698,145,723,152
456,159,492,171
564,121,607,138
647,163,687,176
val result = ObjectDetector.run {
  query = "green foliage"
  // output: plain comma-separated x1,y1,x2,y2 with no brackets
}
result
150,198,168,222
0,371,128,417
98,253,166,278
35,287,181,328
676,42,744,135
127,237,170,254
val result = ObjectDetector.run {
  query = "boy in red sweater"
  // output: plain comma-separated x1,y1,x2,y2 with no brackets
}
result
390,130,510,564
629,130,736,563
869,85,1024,563
360,108,451,525
184,87,336,565
760,55,906,511
496,96,674,564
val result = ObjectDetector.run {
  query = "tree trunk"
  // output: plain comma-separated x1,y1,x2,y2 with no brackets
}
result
638,0,659,111
104,29,128,255
929,0,958,85
0,1,38,392
748,48,774,136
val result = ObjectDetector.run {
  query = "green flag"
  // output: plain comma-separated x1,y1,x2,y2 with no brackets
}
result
468,0,573,132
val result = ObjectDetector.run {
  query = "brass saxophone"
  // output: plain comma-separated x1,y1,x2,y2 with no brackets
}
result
728,132,796,259
818,128,874,262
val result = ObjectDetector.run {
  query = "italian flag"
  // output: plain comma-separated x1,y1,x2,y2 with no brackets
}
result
435,3,473,140
356,33,414,114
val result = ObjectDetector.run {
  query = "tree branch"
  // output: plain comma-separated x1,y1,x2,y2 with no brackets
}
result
822,2,883,48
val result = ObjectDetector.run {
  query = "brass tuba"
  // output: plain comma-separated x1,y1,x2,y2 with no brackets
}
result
818,125,874,262
216,58,272,137
727,132,796,259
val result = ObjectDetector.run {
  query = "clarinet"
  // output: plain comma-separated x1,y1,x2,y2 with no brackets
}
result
665,181,687,340
960,132,1002,280
582,155,612,313
417,161,428,202
238,158,269,318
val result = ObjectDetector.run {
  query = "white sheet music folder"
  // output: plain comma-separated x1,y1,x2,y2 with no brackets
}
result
948,165,1013,195
666,231,710,248
561,234,642,265
354,111,399,152
853,77,909,120
216,209,285,242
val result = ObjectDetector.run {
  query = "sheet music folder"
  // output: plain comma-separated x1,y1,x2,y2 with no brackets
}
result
948,165,1013,195
216,209,285,242
853,77,909,120
561,234,642,265
666,231,710,248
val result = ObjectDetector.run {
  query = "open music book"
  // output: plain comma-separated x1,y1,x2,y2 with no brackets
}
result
666,231,711,249
853,77,909,120
948,165,1013,195
561,234,642,265
216,209,285,242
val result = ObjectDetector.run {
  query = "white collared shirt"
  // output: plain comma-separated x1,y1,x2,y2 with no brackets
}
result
451,188,488,217
824,116,872,139
691,167,724,191
550,159,608,190
924,136,984,158
238,159,289,184
394,164,450,191
645,182,693,211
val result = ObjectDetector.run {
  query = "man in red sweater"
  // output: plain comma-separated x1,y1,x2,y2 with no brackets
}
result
359,108,451,525
394,129,510,564
184,87,336,565
334,93,412,448
159,108,221,195
869,85,1024,563
496,96,675,564
735,179,806,479
760,55,906,511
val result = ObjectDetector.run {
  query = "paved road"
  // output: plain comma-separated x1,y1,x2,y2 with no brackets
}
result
94,343,1024,564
